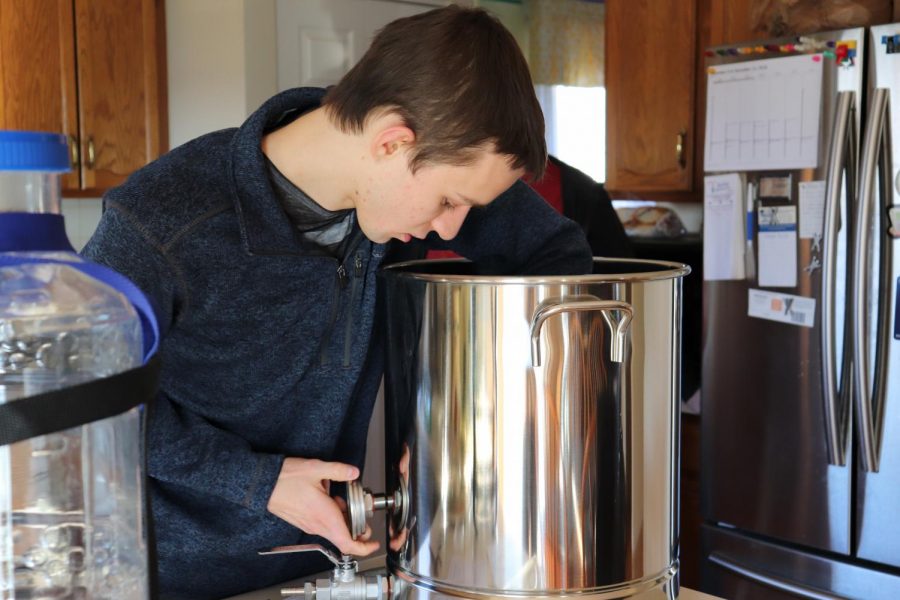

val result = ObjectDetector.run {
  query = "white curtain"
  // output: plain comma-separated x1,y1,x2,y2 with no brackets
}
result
527,0,605,87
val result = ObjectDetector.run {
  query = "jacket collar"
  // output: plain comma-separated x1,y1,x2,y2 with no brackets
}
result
229,87,330,256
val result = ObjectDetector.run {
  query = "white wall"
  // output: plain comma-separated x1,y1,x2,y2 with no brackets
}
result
166,0,278,149
61,199,102,250
64,0,279,252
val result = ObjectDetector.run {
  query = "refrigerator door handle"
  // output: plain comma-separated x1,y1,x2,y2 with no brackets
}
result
821,90,855,466
709,552,849,600
853,87,893,473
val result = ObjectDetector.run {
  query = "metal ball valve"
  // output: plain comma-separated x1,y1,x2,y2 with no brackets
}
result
258,478,408,600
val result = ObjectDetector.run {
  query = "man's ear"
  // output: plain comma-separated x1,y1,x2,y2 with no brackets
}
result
371,122,416,160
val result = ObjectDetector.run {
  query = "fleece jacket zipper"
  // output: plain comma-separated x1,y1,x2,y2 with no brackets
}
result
318,235,364,367
318,259,343,367
342,252,364,367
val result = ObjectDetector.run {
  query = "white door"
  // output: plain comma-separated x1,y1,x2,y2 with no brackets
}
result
276,0,462,91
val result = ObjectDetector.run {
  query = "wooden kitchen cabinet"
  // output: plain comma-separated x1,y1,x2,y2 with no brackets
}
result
0,0,167,196
605,0,698,194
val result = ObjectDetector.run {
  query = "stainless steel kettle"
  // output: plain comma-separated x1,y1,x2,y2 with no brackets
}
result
378,258,690,600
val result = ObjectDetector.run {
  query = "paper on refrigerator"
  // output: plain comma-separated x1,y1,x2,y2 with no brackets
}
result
758,205,798,288
748,288,815,328
705,53,824,172
704,173,746,281
799,180,826,239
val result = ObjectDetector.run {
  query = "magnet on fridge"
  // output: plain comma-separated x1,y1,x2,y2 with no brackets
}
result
836,40,857,65
889,206,900,238
811,232,822,254
803,256,821,275
759,175,792,200
838,40,857,52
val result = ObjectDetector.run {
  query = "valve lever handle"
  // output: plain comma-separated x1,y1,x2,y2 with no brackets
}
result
258,543,349,568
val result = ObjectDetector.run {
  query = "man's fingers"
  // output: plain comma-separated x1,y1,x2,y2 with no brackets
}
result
319,509,380,557
308,459,359,482
357,524,372,541
339,537,381,557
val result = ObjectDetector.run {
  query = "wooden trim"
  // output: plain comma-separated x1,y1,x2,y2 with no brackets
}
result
155,0,169,155
142,0,164,160
694,0,711,195
59,0,80,191
72,0,92,190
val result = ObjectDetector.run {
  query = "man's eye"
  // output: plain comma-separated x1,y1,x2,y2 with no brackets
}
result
442,197,453,209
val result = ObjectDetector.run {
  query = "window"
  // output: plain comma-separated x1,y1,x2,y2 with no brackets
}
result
536,84,606,183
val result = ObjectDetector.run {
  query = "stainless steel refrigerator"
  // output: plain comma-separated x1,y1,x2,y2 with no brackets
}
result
701,24,900,599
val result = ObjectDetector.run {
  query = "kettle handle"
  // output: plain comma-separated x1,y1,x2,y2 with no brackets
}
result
530,299,633,366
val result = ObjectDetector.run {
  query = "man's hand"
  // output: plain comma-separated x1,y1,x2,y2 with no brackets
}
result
267,457,380,556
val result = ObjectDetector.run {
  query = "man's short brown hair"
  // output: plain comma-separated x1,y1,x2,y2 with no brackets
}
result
322,5,546,179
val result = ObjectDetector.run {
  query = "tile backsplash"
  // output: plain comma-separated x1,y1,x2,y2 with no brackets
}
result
61,198,103,251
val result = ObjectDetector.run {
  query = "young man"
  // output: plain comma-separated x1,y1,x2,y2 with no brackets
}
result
83,6,591,599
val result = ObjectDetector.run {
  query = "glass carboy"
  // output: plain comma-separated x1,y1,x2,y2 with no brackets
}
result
0,131,148,599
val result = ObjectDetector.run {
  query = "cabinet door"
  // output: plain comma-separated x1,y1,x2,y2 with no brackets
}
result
0,0,80,191
606,0,696,192
74,0,166,193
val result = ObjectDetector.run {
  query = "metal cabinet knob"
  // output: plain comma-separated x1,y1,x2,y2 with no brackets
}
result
86,137,96,169
68,134,80,169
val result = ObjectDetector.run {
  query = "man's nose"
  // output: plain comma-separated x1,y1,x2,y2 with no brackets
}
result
431,205,471,240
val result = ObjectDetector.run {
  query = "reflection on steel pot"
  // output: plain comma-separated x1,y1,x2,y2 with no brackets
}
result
380,258,690,600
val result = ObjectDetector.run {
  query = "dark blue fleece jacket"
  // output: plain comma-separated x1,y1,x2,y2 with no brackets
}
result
82,87,591,599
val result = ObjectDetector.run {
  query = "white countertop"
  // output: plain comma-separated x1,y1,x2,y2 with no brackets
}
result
223,556,723,600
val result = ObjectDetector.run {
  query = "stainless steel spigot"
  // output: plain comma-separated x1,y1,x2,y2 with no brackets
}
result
258,544,385,600
346,478,409,539
257,478,406,600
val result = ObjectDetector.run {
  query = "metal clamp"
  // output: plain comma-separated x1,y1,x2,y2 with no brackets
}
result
347,478,409,540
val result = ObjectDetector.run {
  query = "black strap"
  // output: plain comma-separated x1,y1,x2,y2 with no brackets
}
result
0,356,161,447
142,392,160,600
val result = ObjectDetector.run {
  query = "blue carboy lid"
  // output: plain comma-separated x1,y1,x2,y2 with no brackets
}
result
0,130,70,172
